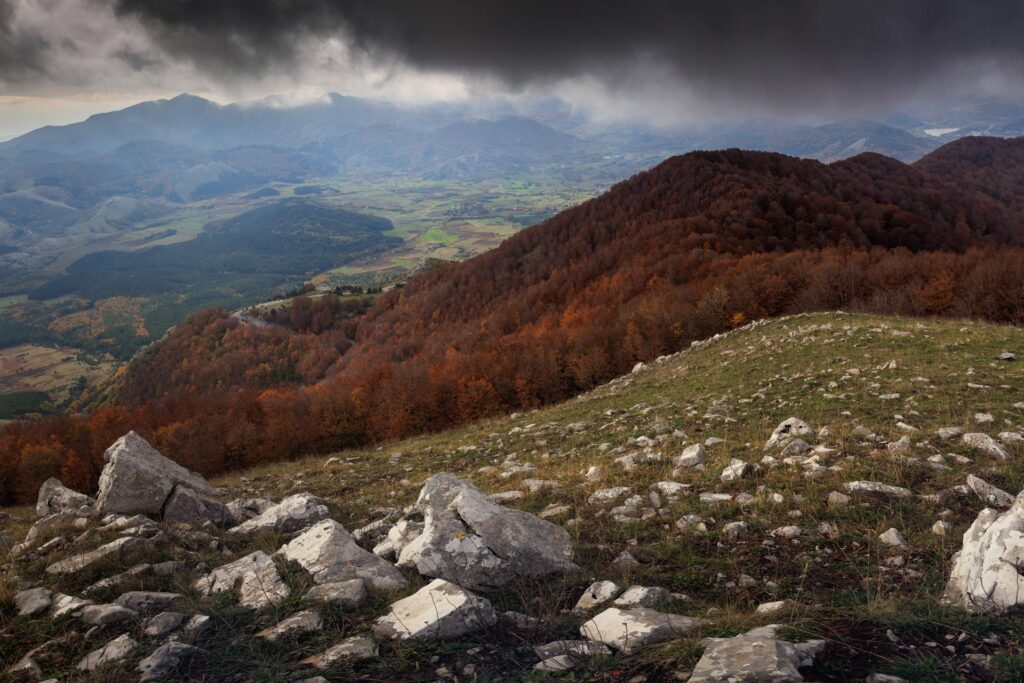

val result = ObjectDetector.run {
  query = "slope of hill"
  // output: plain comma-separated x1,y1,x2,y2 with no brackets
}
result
2,313,1023,681
914,135,1024,215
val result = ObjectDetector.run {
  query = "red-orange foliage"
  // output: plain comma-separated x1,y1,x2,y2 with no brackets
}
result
3,140,1024,504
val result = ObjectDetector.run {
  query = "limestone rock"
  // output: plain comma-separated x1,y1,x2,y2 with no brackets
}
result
304,579,368,608
193,550,290,609
675,444,706,468
229,493,329,536
689,624,825,682
225,498,273,524
277,519,407,591
373,578,497,641
50,593,91,617
580,607,705,654
163,486,232,527
841,481,911,500
302,636,379,668
765,418,814,450
15,587,52,616
115,591,182,613
879,528,908,547
613,585,671,608
36,478,94,518
943,492,1024,612
967,474,1015,509
720,458,749,482
95,431,212,516
80,603,137,625
397,473,577,590
962,433,1009,461
372,519,424,560
535,640,612,660
77,633,137,671
137,642,204,683
45,536,142,575
145,611,185,637
573,580,622,613
255,609,323,642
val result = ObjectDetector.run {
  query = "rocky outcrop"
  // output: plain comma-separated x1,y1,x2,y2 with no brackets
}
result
373,578,497,640
35,478,94,518
396,473,577,590
943,490,1024,613
689,624,825,682
277,519,407,591
95,432,213,517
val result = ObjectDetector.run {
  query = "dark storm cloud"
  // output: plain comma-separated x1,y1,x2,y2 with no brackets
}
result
114,47,160,71
109,0,1024,105
0,0,51,83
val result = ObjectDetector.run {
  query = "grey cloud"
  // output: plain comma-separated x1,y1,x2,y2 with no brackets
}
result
0,0,52,84
114,46,160,71
109,0,1024,108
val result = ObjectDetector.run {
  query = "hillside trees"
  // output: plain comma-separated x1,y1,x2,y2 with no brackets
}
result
2,141,1024,504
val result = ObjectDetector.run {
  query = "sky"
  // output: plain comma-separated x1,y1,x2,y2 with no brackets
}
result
2,0,1024,139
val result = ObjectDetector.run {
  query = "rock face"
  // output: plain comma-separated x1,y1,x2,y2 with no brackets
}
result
229,493,329,536
277,519,407,591
943,491,1024,613
689,624,826,682
580,607,705,654
396,473,577,590
95,432,213,516
36,478,94,517
193,550,290,609
373,578,497,640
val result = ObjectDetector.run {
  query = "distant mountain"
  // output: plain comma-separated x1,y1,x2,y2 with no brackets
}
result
0,93,456,159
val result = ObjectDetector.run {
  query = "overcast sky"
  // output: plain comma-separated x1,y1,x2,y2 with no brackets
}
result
2,0,1024,139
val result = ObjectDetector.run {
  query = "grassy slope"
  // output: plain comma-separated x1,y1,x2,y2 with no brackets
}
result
3,312,1024,682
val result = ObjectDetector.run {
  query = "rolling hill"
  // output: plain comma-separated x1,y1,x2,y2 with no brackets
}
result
3,135,1023,506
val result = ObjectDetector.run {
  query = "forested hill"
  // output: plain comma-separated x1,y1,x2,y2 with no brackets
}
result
3,138,1024,505
913,135,1024,215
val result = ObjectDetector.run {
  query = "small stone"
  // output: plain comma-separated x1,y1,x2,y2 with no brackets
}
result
15,587,52,617
256,609,323,642
77,633,137,671
580,607,705,654
137,642,204,683
573,580,622,612
80,603,138,626
304,579,367,608
879,528,907,547
301,636,379,668
145,611,185,637
372,578,497,641
613,585,671,608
